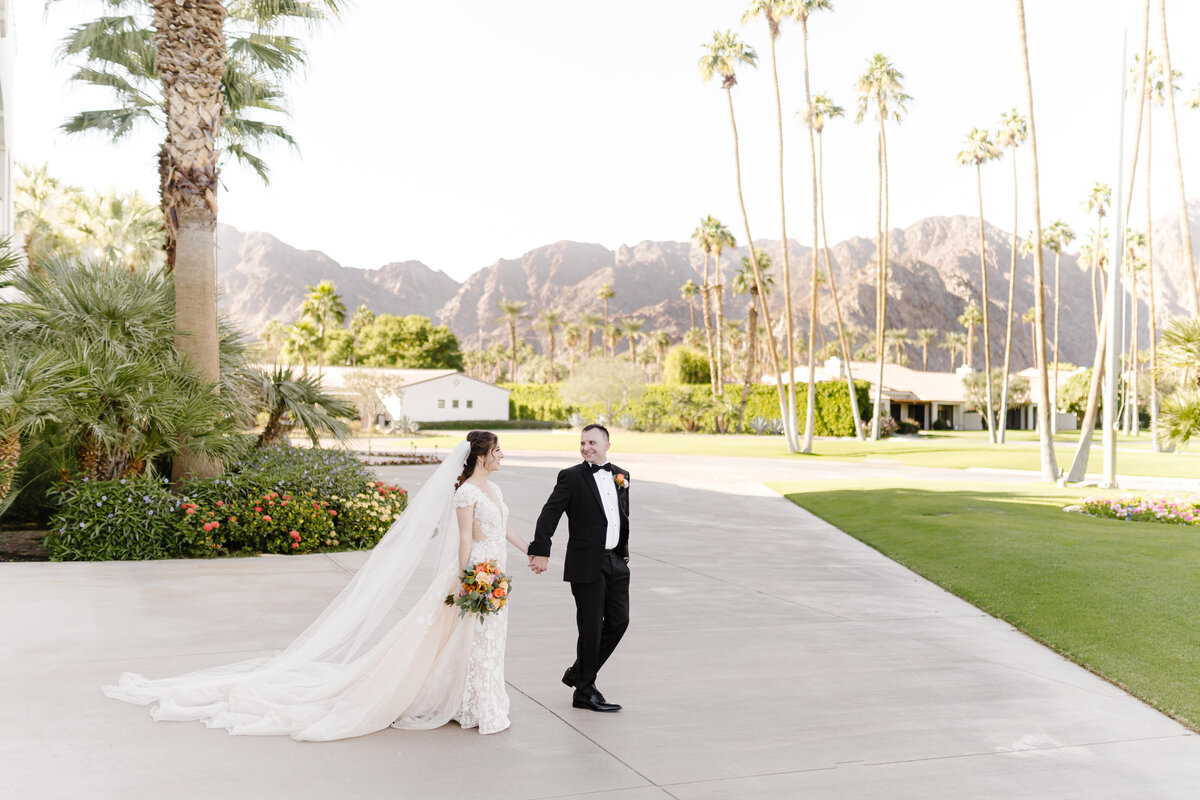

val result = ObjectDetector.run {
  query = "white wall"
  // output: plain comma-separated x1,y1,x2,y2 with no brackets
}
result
381,375,509,422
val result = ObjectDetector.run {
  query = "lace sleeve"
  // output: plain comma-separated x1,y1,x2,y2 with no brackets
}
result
453,484,477,509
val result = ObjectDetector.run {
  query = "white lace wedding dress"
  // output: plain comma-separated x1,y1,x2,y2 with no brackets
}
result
102,442,512,740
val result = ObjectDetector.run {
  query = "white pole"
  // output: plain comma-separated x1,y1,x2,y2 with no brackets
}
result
1103,27,1129,489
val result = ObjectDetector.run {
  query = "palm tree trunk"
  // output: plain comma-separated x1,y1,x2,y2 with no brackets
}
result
0,431,19,503
1159,0,1199,316
156,0,227,482
1128,270,1139,435
800,15,819,453
1147,97,1161,452
870,122,886,439
998,153,1019,443
975,161,997,442
1052,248,1062,435
725,86,790,442
1016,0,1059,481
714,251,726,394
817,131,865,440
766,30,799,452
508,321,517,381
701,251,718,399
738,294,759,433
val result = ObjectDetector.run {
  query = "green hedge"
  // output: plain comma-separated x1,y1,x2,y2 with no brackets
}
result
418,419,569,430
500,380,870,436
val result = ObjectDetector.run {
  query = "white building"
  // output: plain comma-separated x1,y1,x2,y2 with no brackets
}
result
0,0,12,238
301,366,511,425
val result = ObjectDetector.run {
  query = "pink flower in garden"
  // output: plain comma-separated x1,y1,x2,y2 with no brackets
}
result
212,521,219,529
289,530,301,541
185,508,195,515
215,501,224,507
203,523,213,531
254,506,262,513
329,510,337,516
263,515,272,522
291,542,299,549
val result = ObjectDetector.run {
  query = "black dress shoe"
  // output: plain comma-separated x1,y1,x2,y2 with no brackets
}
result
572,688,621,712
562,668,577,688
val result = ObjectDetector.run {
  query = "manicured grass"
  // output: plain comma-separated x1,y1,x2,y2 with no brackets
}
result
360,428,1200,479
774,478,1200,730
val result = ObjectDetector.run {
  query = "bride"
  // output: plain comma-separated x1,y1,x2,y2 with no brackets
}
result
103,431,531,739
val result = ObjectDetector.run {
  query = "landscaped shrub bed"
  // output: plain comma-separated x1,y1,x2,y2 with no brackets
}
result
1065,494,1200,525
45,445,407,561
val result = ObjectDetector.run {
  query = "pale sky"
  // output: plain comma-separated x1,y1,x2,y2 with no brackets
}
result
11,0,1200,281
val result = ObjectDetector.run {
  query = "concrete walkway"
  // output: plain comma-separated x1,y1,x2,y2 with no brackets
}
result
3,451,1200,799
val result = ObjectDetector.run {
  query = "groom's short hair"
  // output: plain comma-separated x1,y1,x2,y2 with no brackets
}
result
581,423,610,441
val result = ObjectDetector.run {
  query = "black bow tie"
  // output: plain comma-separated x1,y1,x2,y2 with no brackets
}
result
587,462,613,473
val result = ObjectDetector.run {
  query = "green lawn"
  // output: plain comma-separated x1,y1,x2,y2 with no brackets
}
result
367,428,1200,479
774,478,1200,730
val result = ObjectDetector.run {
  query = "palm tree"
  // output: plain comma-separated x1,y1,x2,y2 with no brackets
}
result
580,312,603,358
604,323,622,358
884,328,909,364
995,109,1027,444
1044,219,1075,433
709,219,736,393
254,365,355,449
284,320,320,374
497,300,529,382
1015,0,1060,482
732,251,774,432
1022,306,1038,365
534,308,564,383
13,163,82,267
301,280,346,371
956,127,1001,442
1145,52,1168,451
680,279,700,330
743,0,802,450
651,331,671,380
941,331,968,370
958,303,984,369
349,304,374,367
913,328,938,370
1084,183,1112,336
1123,232,1147,436
1158,0,1198,316
563,323,582,376
700,29,792,450
856,53,911,440
73,189,164,271
806,92,864,439
691,217,721,399
619,318,646,366
597,284,615,356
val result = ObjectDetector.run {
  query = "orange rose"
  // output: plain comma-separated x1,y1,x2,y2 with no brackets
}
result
492,588,506,598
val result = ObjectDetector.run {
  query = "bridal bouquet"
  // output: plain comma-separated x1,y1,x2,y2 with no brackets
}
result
445,560,512,619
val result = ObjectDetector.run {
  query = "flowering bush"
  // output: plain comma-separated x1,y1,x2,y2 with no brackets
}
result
46,478,194,561
331,482,409,549
179,490,336,554
1064,494,1200,525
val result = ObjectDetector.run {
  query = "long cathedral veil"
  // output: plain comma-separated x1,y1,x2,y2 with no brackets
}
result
103,440,477,740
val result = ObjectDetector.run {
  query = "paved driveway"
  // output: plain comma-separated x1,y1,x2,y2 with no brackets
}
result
3,451,1199,799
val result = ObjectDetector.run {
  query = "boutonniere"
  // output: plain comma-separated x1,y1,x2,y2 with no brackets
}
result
614,473,628,489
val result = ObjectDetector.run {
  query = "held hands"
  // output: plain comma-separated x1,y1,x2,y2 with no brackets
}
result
528,555,549,575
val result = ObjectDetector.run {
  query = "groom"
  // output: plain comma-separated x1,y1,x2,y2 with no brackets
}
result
529,424,630,713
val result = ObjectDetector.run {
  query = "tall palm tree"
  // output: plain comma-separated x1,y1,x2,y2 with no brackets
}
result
957,127,1001,442
1084,183,1112,335
1158,0,1198,316
914,327,938,370
1146,51,1167,451
732,251,774,432
788,0,833,452
680,279,700,330
534,308,564,382
1044,219,1075,433
806,92,864,439
884,328,910,364
619,318,645,366
958,303,983,369
941,331,968,370
1015,0,1059,482
691,217,721,399
497,300,529,382
743,0,805,451
995,109,1027,444
605,323,621,359
579,312,603,358
301,280,345,371
856,53,911,440
651,331,671,380
709,219,736,394
154,0,227,479
597,284,615,356
1123,232,1147,436
700,29,792,449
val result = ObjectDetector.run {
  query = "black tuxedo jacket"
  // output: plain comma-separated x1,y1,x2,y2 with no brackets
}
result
530,462,630,583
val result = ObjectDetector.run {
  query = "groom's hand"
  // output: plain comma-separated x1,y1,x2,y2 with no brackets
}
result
529,555,549,574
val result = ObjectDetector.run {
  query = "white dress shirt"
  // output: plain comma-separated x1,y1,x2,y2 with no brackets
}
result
590,462,621,550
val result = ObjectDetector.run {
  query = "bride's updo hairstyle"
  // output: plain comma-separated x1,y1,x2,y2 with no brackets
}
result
455,430,498,489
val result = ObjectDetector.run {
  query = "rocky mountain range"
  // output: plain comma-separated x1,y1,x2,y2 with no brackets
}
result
215,202,1200,373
